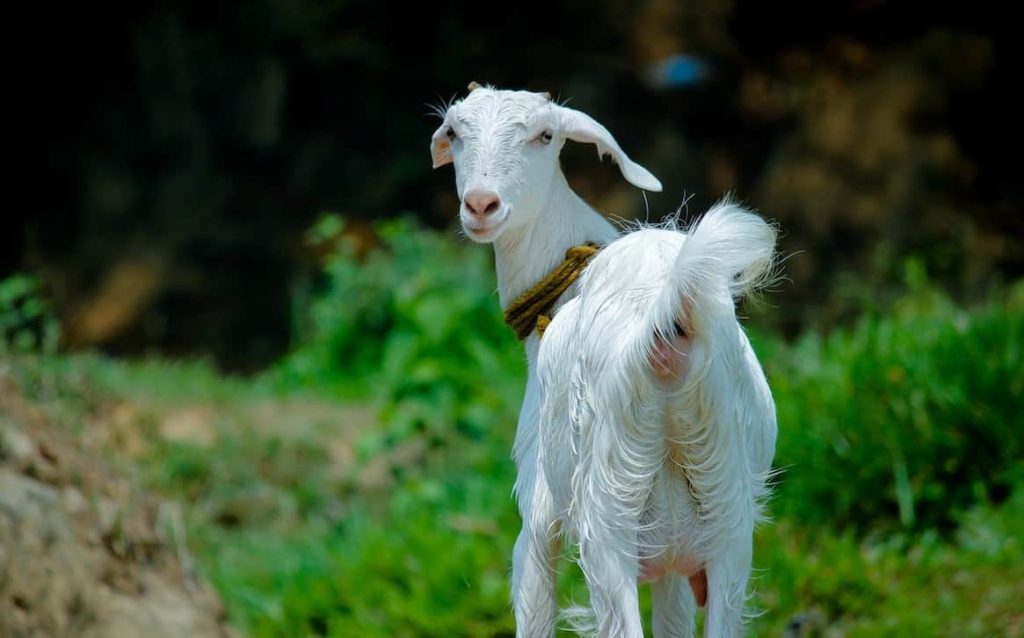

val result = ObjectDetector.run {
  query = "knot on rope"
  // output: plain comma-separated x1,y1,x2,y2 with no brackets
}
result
503,242,601,340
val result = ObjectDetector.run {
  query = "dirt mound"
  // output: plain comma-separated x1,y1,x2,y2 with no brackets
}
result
0,370,231,638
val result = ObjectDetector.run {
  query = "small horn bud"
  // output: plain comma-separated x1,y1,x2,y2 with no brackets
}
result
467,81,482,92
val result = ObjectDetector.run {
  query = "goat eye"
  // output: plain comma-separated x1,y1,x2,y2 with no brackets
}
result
446,127,457,141
537,130,553,145
673,321,688,338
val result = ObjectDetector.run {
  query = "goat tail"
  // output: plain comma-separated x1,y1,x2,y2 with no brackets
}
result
669,199,778,307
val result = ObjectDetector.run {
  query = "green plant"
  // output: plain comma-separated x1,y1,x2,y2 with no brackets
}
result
276,215,525,459
0,273,60,354
764,275,1024,533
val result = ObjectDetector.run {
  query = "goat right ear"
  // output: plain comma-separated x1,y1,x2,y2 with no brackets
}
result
430,123,453,168
553,104,662,192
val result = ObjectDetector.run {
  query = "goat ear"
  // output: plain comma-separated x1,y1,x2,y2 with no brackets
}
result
554,105,662,192
430,123,453,168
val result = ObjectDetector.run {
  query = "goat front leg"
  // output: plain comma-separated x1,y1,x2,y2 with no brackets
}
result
511,460,560,638
511,374,561,638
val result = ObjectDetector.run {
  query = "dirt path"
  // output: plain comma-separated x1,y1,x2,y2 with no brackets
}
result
0,367,232,638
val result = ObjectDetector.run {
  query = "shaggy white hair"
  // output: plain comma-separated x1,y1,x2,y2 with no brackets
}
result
537,202,778,637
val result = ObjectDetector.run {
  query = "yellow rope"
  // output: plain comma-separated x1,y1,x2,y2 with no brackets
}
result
503,242,600,340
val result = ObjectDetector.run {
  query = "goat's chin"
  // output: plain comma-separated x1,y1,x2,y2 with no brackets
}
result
461,215,508,243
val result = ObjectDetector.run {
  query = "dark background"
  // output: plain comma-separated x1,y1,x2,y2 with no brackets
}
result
15,0,1021,370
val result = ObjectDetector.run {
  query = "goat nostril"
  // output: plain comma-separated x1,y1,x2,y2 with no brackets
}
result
465,190,501,217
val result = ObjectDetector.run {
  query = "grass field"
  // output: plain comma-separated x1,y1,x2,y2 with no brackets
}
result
3,222,1022,636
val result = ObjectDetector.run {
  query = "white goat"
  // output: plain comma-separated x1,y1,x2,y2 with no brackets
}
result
430,84,777,637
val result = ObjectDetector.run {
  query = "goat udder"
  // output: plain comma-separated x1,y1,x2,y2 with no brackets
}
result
638,554,707,607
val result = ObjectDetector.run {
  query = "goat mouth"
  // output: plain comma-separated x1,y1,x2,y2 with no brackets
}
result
461,211,508,242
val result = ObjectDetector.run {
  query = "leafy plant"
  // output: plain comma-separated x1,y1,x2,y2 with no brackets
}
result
276,215,525,459
765,274,1024,532
0,273,60,354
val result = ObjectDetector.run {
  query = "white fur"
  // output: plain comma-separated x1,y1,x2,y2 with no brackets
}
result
431,85,776,638
539,204,777,637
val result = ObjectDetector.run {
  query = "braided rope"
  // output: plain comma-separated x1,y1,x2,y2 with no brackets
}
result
503,242,600,340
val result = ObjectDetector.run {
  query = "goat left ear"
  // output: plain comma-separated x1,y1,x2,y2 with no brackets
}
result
430,122,453,168
554,105,662,192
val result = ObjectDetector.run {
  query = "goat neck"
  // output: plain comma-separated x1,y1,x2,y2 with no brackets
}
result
493,171,618,310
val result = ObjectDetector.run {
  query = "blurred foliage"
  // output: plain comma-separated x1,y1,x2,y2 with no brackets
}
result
13,1,1020,366
275,215,525,457
197,468,522,637
752,494,1024,637
763,266,1024,532
0,274,60,355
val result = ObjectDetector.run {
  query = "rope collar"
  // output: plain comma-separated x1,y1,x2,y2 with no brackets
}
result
503,242,601,340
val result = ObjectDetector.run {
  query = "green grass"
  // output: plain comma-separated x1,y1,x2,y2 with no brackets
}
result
752,496,1024,636
5,311,1021,636
4,221,1022,636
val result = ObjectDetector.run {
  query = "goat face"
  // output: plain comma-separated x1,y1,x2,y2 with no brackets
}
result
431,84,663,243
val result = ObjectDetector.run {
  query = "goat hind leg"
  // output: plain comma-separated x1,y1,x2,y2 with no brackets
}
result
652,573,697,638
702,538,752,638
578,525,645,638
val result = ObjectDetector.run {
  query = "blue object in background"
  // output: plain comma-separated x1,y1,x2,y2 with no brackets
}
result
645,54,708,89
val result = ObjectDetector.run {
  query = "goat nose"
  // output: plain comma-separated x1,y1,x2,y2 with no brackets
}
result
464,190,501,217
